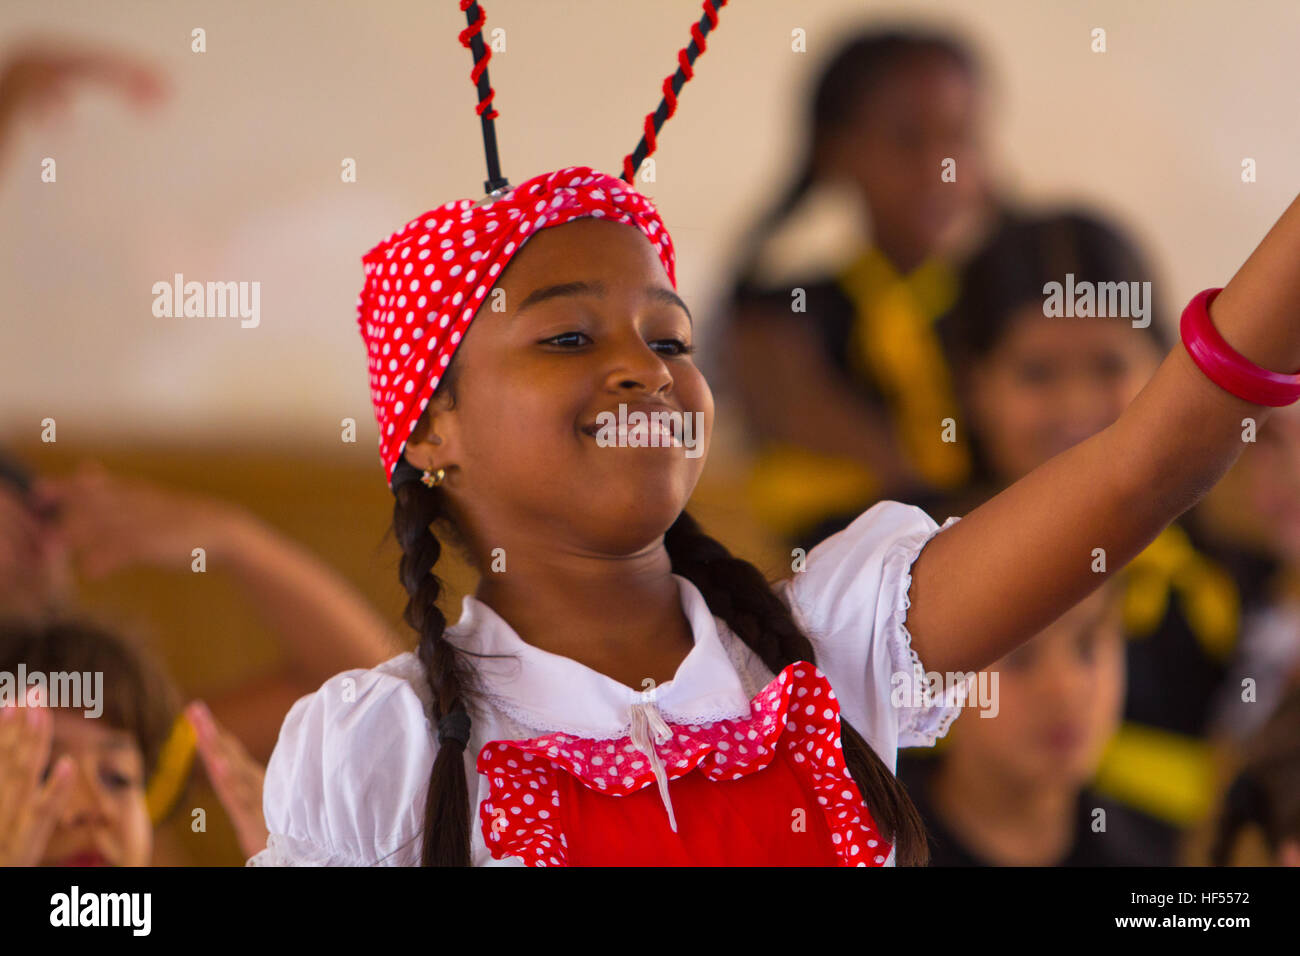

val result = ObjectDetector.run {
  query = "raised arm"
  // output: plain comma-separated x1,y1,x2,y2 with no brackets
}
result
906,191,1300,675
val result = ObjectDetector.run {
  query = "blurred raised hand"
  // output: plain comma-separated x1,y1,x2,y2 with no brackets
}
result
0,41,166,133
36,460,396,761
0,702,75,867
186,701,268,860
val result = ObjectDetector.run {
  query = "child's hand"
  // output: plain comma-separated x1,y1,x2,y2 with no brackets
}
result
38,462,242,579
186,701,269,860
0,703,75,866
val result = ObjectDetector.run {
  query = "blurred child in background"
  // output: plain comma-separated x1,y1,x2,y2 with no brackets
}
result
898,579,1175,865
719,26,1004,548
1210,684,1300,866
1209,401,1300,742
939,209,1269,858
0,616,267,865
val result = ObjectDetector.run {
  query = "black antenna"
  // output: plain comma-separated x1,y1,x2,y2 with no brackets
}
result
459,1,510,194
621,0,728,184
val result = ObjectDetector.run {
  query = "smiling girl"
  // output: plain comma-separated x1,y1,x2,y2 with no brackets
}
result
244,148,1300,867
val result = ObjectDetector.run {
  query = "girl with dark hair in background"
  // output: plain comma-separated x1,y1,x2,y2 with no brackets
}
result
921,209,1280,862
719,27,1005,548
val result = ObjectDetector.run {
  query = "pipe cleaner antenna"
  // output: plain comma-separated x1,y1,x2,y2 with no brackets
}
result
621,0,728,185
459,0,510,196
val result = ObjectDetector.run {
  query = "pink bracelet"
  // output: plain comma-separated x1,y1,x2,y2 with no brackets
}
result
1180,287,1300,407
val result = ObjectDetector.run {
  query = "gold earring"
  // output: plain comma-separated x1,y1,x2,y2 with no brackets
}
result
420,467,446,488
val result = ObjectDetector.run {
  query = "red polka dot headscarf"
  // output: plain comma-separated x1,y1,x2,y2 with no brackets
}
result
355,165,678,489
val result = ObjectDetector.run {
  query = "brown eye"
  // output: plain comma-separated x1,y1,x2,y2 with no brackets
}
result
651,338,695,356
540,331,591,348
1015,359,1055,386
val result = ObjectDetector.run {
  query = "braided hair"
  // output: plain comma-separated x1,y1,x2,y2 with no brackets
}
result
391,357,929,866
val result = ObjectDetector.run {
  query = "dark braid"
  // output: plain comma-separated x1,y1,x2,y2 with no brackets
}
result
393,467,481,866
664,509,930,865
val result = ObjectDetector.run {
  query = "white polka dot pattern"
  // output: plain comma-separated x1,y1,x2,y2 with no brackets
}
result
355,165,679,487
477,662,891,867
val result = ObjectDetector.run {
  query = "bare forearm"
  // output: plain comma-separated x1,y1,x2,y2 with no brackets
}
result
908,350,1256,671
1105,192,1300,514
216,511,399,682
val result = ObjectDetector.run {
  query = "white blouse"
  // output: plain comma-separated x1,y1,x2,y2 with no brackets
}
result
248,501,962,867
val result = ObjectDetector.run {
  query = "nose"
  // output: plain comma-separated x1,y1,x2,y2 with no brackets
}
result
59,758,113,829
1058,374,1113,438
1036,646,1093,709
602,331,674,397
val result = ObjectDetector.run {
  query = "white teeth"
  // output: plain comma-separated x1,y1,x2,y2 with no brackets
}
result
611,422,681,446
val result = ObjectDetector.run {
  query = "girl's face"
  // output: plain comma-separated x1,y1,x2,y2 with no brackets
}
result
828,51,988,262
1242,402,1300,562
945,587,1125,787
966,306,1164,481
406,218,713,557
40,711,153,867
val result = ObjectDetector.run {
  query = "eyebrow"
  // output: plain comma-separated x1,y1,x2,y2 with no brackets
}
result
514,280,692,323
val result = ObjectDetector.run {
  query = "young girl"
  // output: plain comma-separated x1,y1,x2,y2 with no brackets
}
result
251,2,1300,867
898,580,1176,866
938,210,1252,837
720,27,1004,545
0,616,267,865
250,157,1300,866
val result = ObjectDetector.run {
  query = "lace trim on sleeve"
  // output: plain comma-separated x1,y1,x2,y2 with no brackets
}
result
887,514,965,748
246,831,423,867
246,831,371,867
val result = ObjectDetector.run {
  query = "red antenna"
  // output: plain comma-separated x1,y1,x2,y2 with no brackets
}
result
621,0,729,184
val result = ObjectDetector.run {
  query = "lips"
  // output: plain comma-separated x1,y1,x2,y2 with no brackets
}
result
59,851,110,867
1041,724,1086,753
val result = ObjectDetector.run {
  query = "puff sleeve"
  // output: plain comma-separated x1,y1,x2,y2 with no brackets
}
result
777,501,964,770
247,659,436,866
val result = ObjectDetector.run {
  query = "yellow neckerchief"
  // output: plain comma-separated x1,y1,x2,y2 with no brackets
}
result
1120,522,1240,661
745,245,967,539
838,245,972,490
1090,525,1240,826
145,711,198,824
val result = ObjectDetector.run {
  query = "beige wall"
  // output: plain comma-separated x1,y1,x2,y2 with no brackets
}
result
3,0,1299,459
